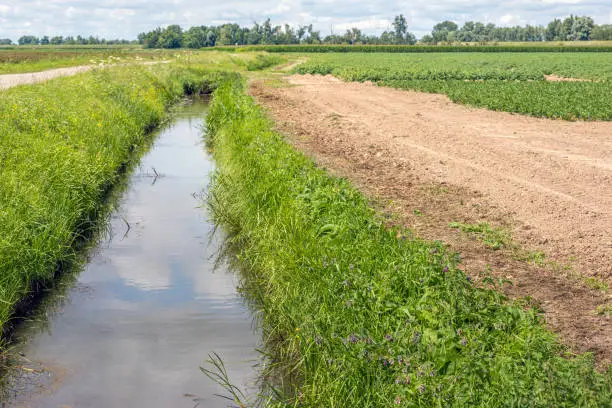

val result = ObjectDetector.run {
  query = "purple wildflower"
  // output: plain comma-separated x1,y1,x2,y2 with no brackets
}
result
394,396,402,405
443,266,449,273
385,334,394,342
418,384,426,394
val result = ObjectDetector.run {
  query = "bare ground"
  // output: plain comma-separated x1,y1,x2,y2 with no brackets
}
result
250,75,612,366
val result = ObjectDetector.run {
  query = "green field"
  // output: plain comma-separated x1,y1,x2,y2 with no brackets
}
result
294,52,612,120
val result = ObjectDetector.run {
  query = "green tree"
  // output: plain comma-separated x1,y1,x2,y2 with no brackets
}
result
158,25,183,48
393,14,408,43
18,35,39,45
432,20,458,43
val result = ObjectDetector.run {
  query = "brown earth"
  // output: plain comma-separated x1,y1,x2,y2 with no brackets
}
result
250,74,612,366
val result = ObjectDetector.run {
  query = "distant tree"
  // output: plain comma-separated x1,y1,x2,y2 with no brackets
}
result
0,38,12,45
561,15,575,40
571,16,594,40
158,25,183,48
304,25,321,44
18,35,39,45
393,14,408,43
344,28,363,44
545,19,563,41
420,34,434,44
205,30,217,47
432,20,458,43
592,24,612,40
50,36,64,45
183,26,207,48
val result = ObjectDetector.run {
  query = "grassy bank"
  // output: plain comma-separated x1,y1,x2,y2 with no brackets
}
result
294,53,612,120
0,65,231,338
206,79,611,406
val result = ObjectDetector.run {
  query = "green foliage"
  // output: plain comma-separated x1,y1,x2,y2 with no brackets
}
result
0,65,226,336
220,44,612,53
206,79,612,407
244,54,285,71
449,222,511,250
294,53,612,120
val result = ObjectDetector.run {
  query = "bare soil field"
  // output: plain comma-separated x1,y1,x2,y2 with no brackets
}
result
251,74,612,365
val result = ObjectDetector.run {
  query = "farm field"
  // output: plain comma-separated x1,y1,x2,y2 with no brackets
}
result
0,48,611,406
294,52,612,120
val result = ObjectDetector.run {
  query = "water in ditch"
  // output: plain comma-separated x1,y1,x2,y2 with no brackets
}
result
1,99,258,407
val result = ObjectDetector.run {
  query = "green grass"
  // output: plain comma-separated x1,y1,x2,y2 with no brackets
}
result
0,64,231,337
205,78,611,407
449,222,512,250
293,52,612,120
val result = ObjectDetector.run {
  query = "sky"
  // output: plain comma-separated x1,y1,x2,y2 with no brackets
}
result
0,0,611,41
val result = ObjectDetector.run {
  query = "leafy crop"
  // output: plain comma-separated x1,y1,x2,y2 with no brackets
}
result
293,53,612,120
206,79,612,407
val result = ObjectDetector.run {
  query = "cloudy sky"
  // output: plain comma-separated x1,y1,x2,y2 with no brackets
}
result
0,0,611,41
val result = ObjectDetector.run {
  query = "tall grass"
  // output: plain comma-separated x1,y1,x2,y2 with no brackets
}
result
0,65,232,338
206,79,611,407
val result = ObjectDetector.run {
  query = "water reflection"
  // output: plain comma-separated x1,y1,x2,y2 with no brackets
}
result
3,99,258,408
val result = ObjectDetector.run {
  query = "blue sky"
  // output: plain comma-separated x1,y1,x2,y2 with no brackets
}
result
0,1,610,40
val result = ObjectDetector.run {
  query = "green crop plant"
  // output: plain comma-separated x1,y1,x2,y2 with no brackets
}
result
292,52,612,120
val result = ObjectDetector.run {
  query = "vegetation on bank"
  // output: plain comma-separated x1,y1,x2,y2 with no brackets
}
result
0,65,230,337
206,79,611,407
294,52,612,120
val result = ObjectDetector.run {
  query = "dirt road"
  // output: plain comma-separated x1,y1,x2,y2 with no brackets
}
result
252,75,612,364
0,66,93,90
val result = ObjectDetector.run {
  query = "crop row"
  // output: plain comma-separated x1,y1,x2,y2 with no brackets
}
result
293,53,612,120
214,44,612,53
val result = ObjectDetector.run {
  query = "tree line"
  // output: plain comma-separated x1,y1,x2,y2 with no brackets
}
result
421,16,612,44
3,14,611,48
137,15,417,49
2,35,134,46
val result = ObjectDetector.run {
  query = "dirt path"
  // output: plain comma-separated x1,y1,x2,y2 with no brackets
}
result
0,66,93,90
0,61,173,90
251,75,612,365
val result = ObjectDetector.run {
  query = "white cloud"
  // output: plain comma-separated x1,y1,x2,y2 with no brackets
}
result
0,1,610,40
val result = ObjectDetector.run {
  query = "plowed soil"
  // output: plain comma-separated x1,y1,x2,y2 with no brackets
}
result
251,75,612,366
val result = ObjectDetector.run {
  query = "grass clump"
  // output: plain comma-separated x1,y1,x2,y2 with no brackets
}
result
0,64,232,338
449,222,512,250
245,54,285,71
206,79,611,406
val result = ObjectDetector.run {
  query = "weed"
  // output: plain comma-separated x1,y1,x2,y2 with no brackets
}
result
449,221,512,250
